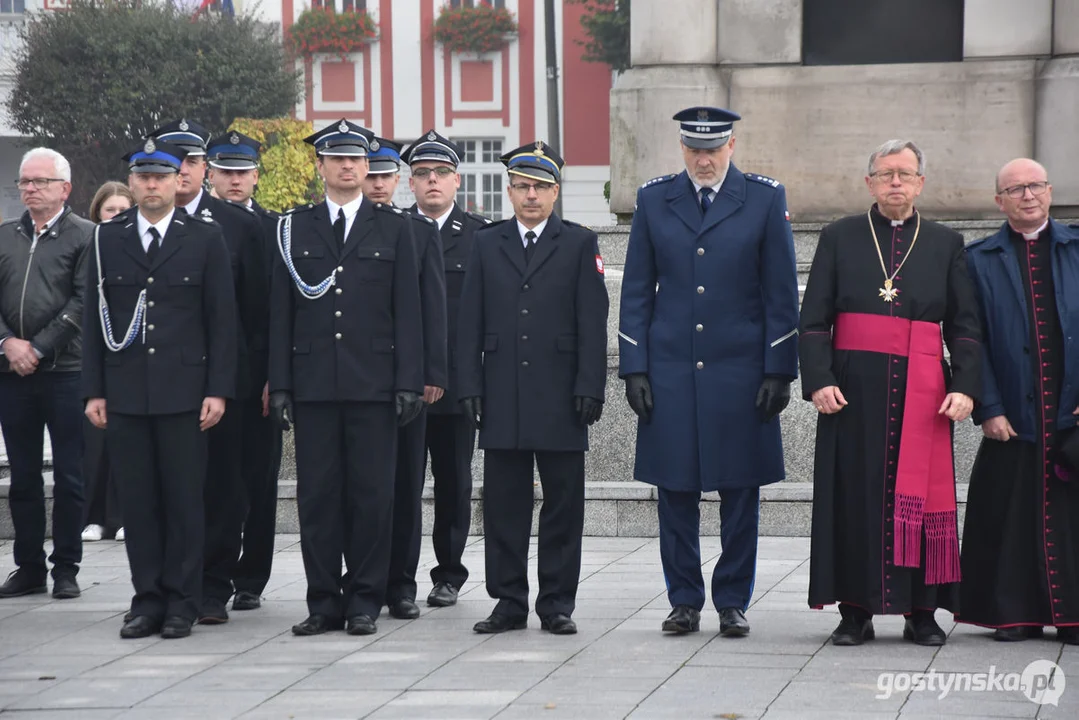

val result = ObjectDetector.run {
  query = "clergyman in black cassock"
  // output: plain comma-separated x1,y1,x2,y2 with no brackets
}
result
958,158,1079,644
799,140,981,647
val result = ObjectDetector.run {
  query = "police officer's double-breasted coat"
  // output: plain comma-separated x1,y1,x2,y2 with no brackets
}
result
618,165,800,492
457,212,609,452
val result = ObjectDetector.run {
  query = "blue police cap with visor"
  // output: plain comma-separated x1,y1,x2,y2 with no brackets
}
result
123,138,189,174
148,118,210,156
207,131,261,171
366,137,403,175
500,141,564,184
401,130,462,168
673,106,741,149
303,119,373,157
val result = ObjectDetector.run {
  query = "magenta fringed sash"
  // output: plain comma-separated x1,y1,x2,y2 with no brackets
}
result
833,312,960,585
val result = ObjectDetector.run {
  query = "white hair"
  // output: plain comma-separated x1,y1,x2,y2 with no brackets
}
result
868,139,925,176
19,148,71,183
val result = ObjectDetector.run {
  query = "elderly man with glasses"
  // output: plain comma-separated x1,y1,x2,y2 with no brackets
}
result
958,159,1079,644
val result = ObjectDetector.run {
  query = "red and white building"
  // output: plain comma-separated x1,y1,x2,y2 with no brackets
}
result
253,0,615,224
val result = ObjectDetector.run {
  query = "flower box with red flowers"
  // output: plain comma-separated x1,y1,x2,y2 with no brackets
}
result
286,8,379,58
432,2,518,55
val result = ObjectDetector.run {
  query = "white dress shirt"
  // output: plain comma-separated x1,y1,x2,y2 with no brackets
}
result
182,189,204,219
419,205,454,231
136,209,175,252
325,195,363,242
517,218,549,248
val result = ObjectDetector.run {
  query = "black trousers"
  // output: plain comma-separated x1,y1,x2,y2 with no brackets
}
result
233,397,282,596
386,410,475,601
82,420,122,532
203,400,245,604
294,401,396,620
483,449,584,619
109,411,206,622
0,371,84,579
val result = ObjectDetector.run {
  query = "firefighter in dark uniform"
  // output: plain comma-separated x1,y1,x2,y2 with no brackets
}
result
402,131,489,609
268,119,425,636
458,142,609,635
618,107,799,638
148,119,270,625
206,130,282,612
82,139,237,639
359,138,449,620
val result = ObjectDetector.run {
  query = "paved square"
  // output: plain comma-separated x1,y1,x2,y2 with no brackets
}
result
0,536,1076,719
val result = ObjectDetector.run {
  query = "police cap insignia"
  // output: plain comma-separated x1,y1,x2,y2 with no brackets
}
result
229,133,240,145
370,139,380,151
534,140,544,154
144,138,156,154
697,109,709,121
427,131,437,141
339,120,349,133
179,119,189,131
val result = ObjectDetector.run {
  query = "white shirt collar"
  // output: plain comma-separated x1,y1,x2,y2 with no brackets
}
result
326,194,364,242
182,189,204,218
690,169,727,198
419,205,455,231
1016,217,1051,241
517,218,549,247
33,207,65,235
136,209,176,251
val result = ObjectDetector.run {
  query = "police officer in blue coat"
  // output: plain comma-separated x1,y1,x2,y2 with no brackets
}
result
618,107,799,637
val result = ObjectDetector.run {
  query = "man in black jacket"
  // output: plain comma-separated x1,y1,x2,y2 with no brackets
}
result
0,148,93,600
458,142,609,635
268,119,424,637
149,119,269,624
83,139,237,639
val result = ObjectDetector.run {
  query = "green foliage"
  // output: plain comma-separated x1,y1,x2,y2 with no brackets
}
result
603,180,610,203
229,117,322,212
567,0,630,73
7,0,302,212
432,2,518,55
286,8,379,58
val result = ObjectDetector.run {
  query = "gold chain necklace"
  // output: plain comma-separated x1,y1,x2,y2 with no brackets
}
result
867,210,921,302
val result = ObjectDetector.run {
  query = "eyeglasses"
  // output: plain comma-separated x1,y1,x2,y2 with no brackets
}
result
510,182,555,194
999,182,1049,199
869,170,920,184
15,178,65,190
412,167,456,179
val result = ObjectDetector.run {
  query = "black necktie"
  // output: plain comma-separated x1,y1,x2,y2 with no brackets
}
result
699,188,713,215
333,208,346,251
146,227,161,263
524,230,537,264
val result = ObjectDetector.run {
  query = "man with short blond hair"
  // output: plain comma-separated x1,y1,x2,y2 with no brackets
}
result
959,159,1079,644
0,148,93,600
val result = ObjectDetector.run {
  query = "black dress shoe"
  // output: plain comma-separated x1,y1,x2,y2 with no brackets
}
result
831,616,876,646
123,609,134,623
994,626,1042,642
120,615,162,639
903,612,947,646
198,598,229,625
388,597,420,619
473,613,527,634
161,616,193,639
0,569,47,598
427,582,459,607
1058,627,1079,645
719,607,750,637
292,614,344,636
662,605,701,634
346,614,378,635
540,613,577,635
232,591,261,611
52,575,80,600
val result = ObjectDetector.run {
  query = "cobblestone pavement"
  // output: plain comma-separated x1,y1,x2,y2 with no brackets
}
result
0,535,1076,719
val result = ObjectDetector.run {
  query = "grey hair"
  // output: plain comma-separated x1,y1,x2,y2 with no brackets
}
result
20,148,71,183
868,140,925,176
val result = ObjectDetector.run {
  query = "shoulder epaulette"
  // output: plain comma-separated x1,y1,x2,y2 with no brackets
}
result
640,174,678,190
374,203,407,218
965,237,989,249
476,218,511,232
466,211,493,225
284,204,315,215
745,173,781,188
562,218,589,230
408,212,436,226
223,199,256,215
100,212,129,225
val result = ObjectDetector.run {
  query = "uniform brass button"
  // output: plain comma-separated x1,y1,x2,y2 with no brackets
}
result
183,276,190,282
303,250,309,256
117,276,122,281
521,335,528,341
697,248,704,256
335,311,342,318
147,277,154,284
522,284,530,291
374,252,380,258
456,263,463,269
335,288,342,295
696,361,703,369
148,348,156,355
697,286,704,294
521,309,529,316
696,324,703,332
521,361,529,367
147,324,155,331
335,333,342,340
337,266,344,272
147,301,155,308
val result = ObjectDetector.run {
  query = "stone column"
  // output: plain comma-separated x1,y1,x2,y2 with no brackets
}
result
717,0,802,65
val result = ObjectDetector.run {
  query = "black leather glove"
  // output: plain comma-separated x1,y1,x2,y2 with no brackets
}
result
755,376,792,423
460,396,483,430
624,373,654,422
575,396,603,426
396,391,424,426
269,390,294,432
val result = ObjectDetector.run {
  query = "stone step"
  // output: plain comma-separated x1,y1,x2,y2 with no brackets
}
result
0,476,972,540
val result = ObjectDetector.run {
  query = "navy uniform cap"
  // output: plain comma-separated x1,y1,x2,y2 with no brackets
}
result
149,118,210,156
123,138,189,174
304,119,373,157
401,129,462,168
673,106,741,149
367,137,403,175
500,140,564,184
207,131,261,170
